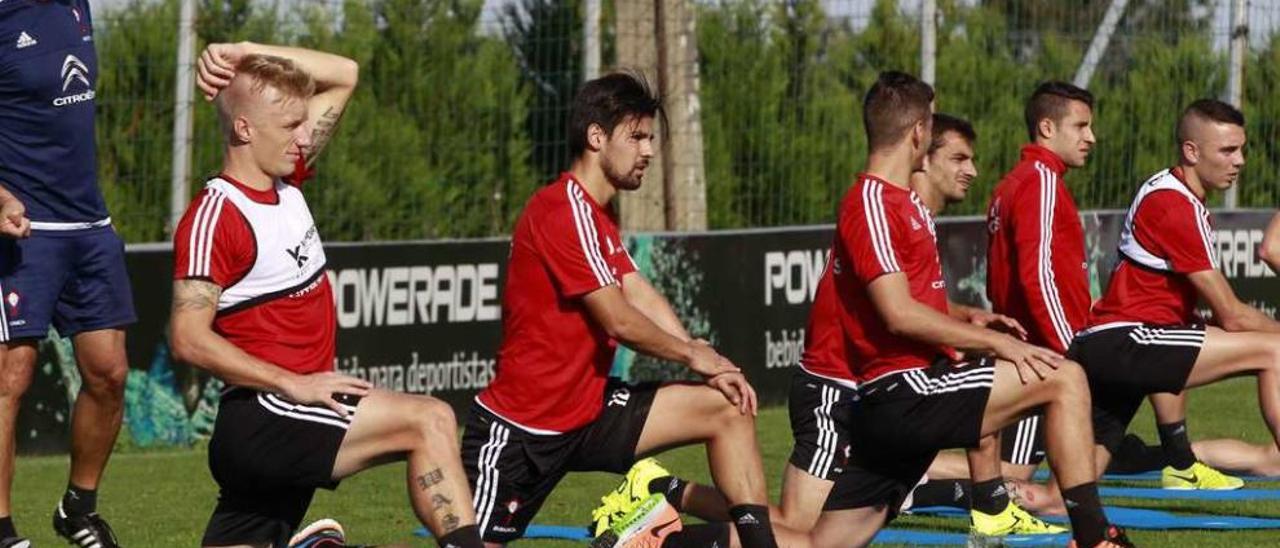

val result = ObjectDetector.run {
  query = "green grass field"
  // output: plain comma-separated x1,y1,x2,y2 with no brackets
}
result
11,377,1280,546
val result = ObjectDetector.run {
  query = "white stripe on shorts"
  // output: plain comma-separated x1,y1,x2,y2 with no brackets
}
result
474,421,510,537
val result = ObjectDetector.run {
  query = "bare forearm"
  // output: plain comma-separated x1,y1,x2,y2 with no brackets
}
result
891,302,1004,353
237,41,357,90
948,300,980,322
611,308,696,364
626,286,691,341
174,328,295,392
1219,305,1280,334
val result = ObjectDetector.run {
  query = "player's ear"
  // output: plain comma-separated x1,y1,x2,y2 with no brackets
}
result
1181,139,1200,166
233,115,253,144
1037,117,1056,141
586,123,607,152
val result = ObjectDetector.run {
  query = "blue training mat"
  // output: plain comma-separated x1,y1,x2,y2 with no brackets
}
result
910,505,1280,530
416,524,591,540
416,524,1068,545
1032,470,1280,482
1099,486,1280,501
872,529,1068,545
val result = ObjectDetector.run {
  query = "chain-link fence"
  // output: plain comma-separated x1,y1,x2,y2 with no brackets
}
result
90,0,1279,242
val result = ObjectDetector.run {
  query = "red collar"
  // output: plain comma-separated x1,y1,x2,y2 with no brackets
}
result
1020,143,1068,174
218,173,279,205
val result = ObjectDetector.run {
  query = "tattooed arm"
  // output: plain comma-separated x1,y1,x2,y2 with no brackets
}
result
168,279,369,413
195,42,358,165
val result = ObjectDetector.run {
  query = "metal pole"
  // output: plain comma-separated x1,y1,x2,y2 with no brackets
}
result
168,0,197,240
1073,0,1130,88
920,0,936,85
584,0,602,80
1225,0,1247,209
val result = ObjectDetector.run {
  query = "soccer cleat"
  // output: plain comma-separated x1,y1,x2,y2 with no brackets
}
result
589,494,682,548
0,537,31,548
969,500,1067,536
591,458,673,536
1161,461,1244,490
52,502,121,548
1066,525,1135,547
289,518,347,547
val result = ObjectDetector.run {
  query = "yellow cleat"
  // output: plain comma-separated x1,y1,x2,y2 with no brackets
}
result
1161,461,1244,490
591,458,673,536
589,494,682,548
970,500,1067,537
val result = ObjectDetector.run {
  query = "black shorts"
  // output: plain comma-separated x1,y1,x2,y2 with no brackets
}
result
788,368,856,481
1001,414,1046,466
831,358,995,516
1070,323,1203,453
201,388,360,547
462,379,658,543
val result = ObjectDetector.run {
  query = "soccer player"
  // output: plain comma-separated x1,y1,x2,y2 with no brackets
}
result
171,43,484,548
1261,211,1280,273
912,114,1065,536
463,72,803,548
820,71,1128,548
984,81,1097,483
0,2,133,546
1073,98,1280,490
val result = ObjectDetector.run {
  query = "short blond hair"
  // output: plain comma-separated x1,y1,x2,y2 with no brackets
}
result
236,54,315,100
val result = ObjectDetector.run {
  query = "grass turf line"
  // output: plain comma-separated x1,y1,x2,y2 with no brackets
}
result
10,377,1280,546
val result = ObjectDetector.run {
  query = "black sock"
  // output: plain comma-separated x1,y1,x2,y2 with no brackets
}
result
0,516,16,539
61,484,97,516
648,476,689,512
971,477,1010,514
1106,433,1169,474
909,479,972,509
436,524,484,548
728,504,777,548
1061,482,1107,547
1157,420,1196,469
661,522,731,547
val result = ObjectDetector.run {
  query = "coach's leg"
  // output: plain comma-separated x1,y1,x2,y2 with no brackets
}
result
331,389,480,545
67,329,127,496
0,342,36,529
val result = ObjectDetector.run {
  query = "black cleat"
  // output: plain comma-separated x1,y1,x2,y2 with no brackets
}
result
53,502,121,548
0,537,31,548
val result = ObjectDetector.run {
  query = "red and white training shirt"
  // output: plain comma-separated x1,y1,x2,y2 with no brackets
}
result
1089,167,1218,328
172,175,335,377
986,144,1090,353
797,250,855,387
834,174,951,383
477,173,638,433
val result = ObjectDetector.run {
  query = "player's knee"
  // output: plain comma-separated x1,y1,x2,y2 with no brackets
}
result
0,368,32,400
1047,359,1088,399
80,359,128,397
412,397,458,445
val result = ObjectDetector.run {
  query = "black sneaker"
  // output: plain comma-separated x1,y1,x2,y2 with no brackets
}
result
0,537,31,548
53,502,121,548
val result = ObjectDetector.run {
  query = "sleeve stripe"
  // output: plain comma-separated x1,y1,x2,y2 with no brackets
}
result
862,180,901,273
202,193,228,277
185,192,213,277
1034,163,1075,349
1191,201,1219,270
187,190,223,277
565,183,616,287
187,190,227,278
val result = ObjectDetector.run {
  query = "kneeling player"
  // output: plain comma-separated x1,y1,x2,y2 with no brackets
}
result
171,43,483,547
1073,98,1280,490
815,71,1128,548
